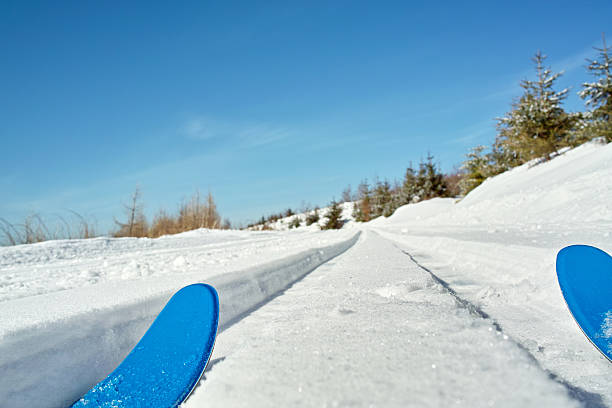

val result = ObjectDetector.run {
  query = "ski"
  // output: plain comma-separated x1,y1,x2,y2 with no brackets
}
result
556,245,612,362
71,283,220,407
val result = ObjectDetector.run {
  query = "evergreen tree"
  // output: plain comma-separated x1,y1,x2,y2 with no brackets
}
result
415,154,447,200
579,34,612,142
497,51,577,162
322,200,344,230
400,163,418,205
375,179,394,217
305,208,320,226
459,146,491,195
341,185,353,203
370,178,391,218
489,137,521,172
288,216,301,229
353,180,372,222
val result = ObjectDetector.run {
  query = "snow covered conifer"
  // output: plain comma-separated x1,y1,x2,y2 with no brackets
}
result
322,200,344,230
459,146,490,195
289,216,301,229
579,34,612,142
305,208,320,226
400,164,418,205
415,154,447,200
497,51,577,162
371,179,393,218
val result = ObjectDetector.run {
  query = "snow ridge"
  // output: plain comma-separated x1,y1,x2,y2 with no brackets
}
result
0,233,359,408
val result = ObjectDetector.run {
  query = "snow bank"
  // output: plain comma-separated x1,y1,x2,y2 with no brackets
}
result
374,139,612,405
0,231,358,408
380,138,612,229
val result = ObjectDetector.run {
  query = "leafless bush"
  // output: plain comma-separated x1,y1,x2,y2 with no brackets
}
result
0,211,98,246
150,209,179,238
177,190,221,231
114,187,149,238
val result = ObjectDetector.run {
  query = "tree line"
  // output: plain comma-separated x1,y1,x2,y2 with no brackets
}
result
259,34,612,228
113,188,230,238
461,35,611,195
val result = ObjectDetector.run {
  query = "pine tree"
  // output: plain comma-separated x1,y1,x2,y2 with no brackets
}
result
322,200,344,230
497,51,577,162
305,208,320,226
288,216,301,229
459,146,491,195
370,178,392,218
400,164,418,205
375,179,394,217
415,154,447,200
579,34,612,142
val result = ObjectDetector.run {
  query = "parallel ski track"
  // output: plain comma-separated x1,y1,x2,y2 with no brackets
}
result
377,232,607,408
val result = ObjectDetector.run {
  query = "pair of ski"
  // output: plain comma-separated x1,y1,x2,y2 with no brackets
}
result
71,245,611,408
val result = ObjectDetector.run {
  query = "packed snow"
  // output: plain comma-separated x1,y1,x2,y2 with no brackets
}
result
1,139,611,407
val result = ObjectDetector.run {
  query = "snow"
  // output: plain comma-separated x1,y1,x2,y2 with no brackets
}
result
186,231,577,408
603,312,612,340
1,139,612,407
247,202,356,231
0,229,357,407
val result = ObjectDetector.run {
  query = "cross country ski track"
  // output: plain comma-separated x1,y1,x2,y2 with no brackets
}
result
0,232,359,408
184,230,601,408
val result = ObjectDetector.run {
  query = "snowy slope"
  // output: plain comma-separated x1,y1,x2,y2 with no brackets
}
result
372,139,612,405
0,139,611,407
248,202,355,231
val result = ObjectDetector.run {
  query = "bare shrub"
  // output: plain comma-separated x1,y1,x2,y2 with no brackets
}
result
177,190,221,231
114,187,149,238
150,209,178,238
0,211,98,246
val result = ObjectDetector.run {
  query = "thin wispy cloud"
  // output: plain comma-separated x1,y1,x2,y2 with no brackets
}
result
182,117,232,140
180,116,293,149
555,46,597,74
447,120,496,146
480,42,601,105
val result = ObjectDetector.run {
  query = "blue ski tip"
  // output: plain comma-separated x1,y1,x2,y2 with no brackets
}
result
71,283,220,407
556,245,612,362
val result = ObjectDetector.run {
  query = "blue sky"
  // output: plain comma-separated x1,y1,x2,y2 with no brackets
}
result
1,1,611,231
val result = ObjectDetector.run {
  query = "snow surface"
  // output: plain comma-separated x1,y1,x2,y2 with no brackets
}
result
248,202,356,231
186,231,578,408
1,139,611,407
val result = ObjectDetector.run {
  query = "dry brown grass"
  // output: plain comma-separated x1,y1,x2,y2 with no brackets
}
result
115,189,226,239
0,212,98,246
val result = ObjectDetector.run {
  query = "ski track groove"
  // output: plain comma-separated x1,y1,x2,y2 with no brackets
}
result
382,233,607,408
0,233,360,408
186,230,583,408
